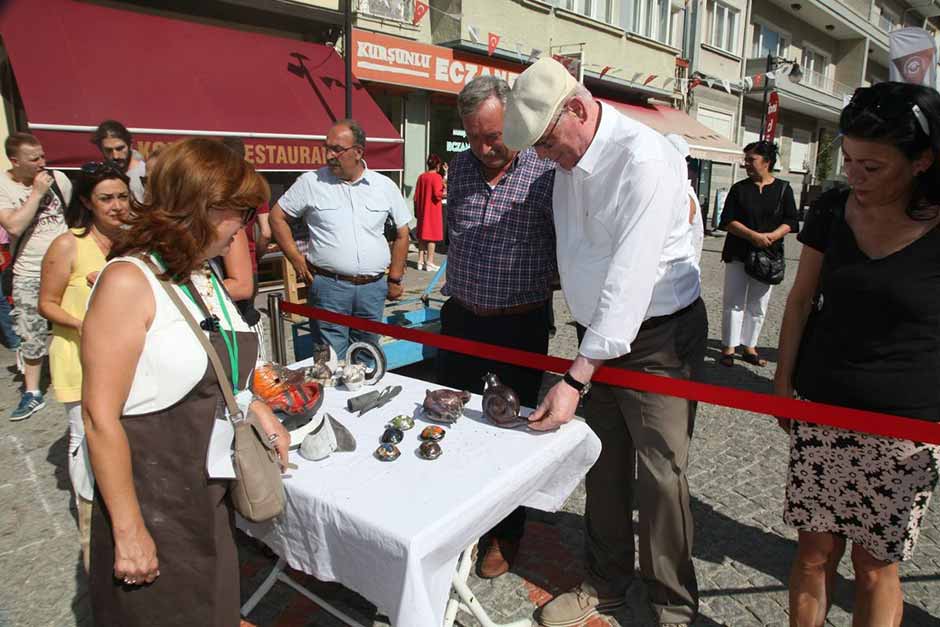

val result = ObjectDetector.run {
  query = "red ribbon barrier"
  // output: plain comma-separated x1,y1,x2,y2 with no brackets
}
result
280,301,940,445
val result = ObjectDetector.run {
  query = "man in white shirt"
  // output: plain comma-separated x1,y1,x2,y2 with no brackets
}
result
91,120,146,203
0,133,72,420
270,119,411,359
504,58,706,627
666,133,705,265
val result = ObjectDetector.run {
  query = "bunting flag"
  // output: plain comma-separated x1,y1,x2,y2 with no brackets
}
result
529,48,543,63
662,77,675,88
766,71,776,81
487,32,500,56
467,24,481,43
599,65,613,79
413,0,429,25
721,79,731,94
643,74,658,85
689,77,702,90
631,71,644,83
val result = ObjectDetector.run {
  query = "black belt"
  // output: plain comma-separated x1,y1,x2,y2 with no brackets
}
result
640,298,703,331
307,262,384,285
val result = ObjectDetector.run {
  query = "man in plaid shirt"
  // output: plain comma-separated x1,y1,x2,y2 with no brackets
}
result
437,76,556,578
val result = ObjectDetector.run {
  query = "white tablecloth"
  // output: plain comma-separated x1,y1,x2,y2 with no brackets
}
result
240,371,601,626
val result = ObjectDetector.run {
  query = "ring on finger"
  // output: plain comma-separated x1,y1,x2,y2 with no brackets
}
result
267,433,278,443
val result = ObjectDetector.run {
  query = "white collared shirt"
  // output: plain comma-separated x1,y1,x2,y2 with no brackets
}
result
553,101,701,360
278,166,412,276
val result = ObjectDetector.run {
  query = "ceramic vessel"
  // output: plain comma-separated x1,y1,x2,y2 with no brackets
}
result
482,373,529,428
418,441,442,460
387,415,415,431
420,425,446,441
422,389,471,424
380,427,404,445
374,443,400,461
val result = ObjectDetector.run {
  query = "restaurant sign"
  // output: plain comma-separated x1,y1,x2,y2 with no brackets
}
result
352,29,522,93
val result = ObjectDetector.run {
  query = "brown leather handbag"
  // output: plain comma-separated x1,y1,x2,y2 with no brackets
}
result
150,261,286,522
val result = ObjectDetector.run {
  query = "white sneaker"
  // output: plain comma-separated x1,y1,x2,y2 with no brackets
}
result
426,262,440,271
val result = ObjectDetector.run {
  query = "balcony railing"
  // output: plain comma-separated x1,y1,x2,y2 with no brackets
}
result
796,67,855,99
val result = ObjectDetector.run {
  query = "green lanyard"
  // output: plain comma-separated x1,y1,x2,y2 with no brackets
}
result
152,253,240,393
180,276,239,393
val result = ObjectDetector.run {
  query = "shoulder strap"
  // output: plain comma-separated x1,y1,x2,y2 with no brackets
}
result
139,255,243,423
10,174,68,263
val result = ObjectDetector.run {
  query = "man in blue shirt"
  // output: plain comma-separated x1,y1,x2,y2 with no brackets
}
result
270,119,411,359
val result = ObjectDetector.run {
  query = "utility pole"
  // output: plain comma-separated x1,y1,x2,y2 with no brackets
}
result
344,0,353,118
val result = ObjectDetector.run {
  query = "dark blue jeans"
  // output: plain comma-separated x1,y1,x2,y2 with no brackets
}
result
306,274,386,359
0,271,20,349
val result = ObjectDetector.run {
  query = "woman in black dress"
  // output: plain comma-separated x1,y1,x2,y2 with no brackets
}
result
81,139,290,626
774,82,940,626
718,141,799,367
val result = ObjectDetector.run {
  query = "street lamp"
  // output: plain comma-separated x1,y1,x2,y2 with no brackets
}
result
758,55,802,141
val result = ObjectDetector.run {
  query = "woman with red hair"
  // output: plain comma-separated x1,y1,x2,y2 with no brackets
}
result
414,154,446,271
81,138,289,625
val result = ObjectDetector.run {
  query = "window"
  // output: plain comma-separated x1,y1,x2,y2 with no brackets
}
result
789,129,812,172
707,1,740,55
634,0,671,43
697,107,735,141
752,22,790,58
358,0,412,22
556,0,612,23
802,46,832,91
874,2,901,31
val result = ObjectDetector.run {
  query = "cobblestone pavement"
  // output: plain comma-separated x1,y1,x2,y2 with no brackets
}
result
1,235,938,626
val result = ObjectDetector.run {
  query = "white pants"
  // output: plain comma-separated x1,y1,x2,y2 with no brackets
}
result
721,261,773,348
65,402,95,501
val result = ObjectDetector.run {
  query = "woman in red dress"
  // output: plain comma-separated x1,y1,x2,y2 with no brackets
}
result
413,154,445,271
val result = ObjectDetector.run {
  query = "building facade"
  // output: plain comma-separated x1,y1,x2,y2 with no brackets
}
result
686,0,940,215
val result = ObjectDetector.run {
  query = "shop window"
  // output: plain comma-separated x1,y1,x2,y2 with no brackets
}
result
707,0,740,55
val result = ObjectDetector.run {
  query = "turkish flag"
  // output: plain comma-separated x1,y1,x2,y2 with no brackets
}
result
413,0,429,25
599,65,612,79
487,33,500,56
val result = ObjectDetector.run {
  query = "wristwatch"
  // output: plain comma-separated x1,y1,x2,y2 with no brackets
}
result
563,372,592,398
387,275,403,285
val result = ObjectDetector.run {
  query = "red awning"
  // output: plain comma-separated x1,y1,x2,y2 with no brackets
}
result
0,0,403,171
601,99,742,164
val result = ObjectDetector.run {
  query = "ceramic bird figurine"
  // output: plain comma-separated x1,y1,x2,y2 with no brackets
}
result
482,373,529,428
423,389,471,424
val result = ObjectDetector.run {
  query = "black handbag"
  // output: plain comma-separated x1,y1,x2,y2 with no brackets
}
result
744,182,788,285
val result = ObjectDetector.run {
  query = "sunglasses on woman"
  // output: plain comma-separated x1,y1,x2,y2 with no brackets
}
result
81,161,126,177
843,87,931,136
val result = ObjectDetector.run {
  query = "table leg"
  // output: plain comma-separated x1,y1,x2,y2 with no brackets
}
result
445,542,533,627
240,556,366,627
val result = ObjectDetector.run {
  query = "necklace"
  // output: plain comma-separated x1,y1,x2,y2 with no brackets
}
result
88,227,111,256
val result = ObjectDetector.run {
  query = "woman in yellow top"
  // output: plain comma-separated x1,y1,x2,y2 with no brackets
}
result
38,162,130,571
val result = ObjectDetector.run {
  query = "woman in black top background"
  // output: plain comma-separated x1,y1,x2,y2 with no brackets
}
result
774,82,940,626
718,141,799,367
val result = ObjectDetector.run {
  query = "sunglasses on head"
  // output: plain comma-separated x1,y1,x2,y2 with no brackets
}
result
81,160,126,176
211,205,258,226
843,87,930,136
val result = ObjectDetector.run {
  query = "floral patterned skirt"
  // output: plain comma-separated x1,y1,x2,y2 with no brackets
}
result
784,419,940,562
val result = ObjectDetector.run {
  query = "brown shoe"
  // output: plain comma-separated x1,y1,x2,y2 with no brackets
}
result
477,537,519,579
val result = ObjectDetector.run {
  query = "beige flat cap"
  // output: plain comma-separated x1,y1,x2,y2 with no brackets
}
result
504,57,579,150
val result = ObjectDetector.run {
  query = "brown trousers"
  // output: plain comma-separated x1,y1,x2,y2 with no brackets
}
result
579,298,707,624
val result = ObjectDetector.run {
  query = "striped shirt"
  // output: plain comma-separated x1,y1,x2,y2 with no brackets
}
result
443,148,556,309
